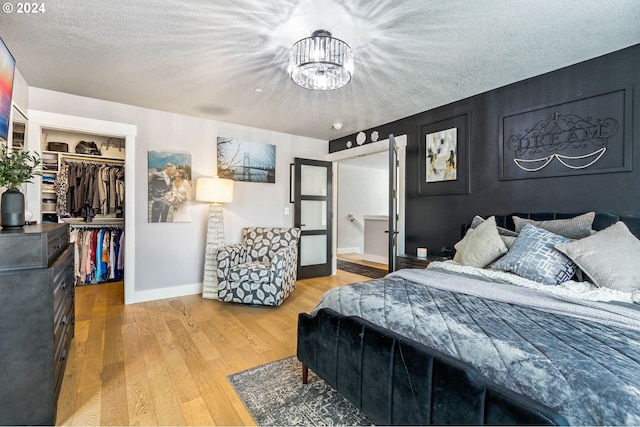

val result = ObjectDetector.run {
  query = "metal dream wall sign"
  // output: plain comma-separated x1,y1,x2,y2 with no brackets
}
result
499,86,632,180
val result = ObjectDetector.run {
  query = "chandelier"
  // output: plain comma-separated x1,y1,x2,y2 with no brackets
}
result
288,30,353,90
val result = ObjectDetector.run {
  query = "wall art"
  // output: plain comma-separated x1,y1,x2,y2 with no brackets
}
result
418,113,470,196
426,127,458,182
217,137,276,183
499,86,632,180
148,150,192,223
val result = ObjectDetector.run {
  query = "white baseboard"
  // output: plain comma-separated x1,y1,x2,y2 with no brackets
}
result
362,254,388,264
337,247,362,254
134,282,203,303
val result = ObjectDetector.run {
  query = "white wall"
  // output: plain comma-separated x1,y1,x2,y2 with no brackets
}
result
12,69,29,111
27,88,327,302
337,163,387,253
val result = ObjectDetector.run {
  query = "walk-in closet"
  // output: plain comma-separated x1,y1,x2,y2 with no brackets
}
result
41,129,126,286
27,111,136,303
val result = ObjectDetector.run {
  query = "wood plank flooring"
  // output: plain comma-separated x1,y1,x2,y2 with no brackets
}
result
56,270,369,426
336,253,388,270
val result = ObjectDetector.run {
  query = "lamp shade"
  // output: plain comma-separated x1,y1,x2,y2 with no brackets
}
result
195,177,233,204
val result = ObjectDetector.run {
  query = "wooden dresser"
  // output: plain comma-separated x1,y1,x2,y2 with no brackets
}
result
0,223,74,425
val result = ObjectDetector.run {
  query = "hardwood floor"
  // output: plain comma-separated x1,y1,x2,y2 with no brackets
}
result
56,270,369,426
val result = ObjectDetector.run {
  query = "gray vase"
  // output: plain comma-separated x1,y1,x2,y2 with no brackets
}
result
1,189,26,229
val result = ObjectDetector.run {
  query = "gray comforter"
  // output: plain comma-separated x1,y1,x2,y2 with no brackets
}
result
313,267,640,425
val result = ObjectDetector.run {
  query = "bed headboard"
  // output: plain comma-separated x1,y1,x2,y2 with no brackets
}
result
460,212,640,246
462,212,640,240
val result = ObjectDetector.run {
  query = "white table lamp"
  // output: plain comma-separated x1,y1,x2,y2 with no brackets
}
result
196,176,233,299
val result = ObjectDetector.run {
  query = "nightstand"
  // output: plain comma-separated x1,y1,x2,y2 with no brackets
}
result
396,253,447,270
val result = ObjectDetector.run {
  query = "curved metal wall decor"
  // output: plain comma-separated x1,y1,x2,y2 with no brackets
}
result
509,112,616,172
499,86,632,180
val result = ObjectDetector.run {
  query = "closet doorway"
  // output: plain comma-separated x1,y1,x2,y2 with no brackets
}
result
329,134,406,275
26,111,137,304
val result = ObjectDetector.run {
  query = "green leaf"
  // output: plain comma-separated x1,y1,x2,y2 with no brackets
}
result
0,145,42,190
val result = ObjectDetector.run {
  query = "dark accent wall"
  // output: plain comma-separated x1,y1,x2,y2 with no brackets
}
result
329,44,640,256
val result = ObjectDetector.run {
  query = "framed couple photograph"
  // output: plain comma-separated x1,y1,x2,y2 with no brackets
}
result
418,112,470,196
147,150,192,223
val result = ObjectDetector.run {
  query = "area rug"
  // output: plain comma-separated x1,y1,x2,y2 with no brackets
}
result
337,259,387,279
228,356,373,426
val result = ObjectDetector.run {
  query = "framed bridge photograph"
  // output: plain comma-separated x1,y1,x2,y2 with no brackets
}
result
217,137,276,183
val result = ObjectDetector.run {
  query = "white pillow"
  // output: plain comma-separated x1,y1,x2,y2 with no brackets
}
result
555,221,640,292
454,216,508,268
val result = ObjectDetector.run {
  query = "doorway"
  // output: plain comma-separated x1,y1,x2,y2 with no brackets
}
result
329,135,407,275
26,110,137,304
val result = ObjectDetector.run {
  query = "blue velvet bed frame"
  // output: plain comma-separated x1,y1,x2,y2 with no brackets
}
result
297,212,640,426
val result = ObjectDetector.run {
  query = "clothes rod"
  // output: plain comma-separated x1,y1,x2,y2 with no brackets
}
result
67,221,124,229
60,153,125,163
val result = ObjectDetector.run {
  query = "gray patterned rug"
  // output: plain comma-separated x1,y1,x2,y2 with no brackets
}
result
227,356,373,426
337,259,387,279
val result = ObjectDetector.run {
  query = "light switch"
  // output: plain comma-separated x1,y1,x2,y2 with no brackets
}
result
284,207,290,216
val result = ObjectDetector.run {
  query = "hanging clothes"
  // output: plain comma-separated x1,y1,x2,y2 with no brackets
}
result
54,162,70,217
72,226,125,285
54,158,125,219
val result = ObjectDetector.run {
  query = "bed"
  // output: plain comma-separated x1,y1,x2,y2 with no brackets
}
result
297,212,640,425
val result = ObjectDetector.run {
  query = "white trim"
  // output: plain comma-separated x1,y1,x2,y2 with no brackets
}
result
26,110,138,304
337,246,361,254
27,110,137,137
134,283,203,304
363,215,389,221
328,139,390,162
330,135,407,275
11,102,28,121
362,254,388,264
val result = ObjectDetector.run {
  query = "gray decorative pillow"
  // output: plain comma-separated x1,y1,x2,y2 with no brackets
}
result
555,221,640,292
454,216,507,268
470,215,518,237
513,212,595,239
491,224,576,285
500,235,517,249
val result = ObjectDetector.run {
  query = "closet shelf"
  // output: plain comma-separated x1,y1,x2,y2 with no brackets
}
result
56,151,124,163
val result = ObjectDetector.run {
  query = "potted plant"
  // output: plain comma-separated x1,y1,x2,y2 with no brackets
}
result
0,144,41,228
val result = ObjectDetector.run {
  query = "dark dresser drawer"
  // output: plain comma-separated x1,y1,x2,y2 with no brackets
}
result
0,223,69,270
53,246,74,326
0,224,74,425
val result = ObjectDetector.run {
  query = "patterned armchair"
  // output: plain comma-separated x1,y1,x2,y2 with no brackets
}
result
216,227,301,306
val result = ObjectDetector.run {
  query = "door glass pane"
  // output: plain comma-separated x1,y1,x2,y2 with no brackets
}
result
301,200,326,231
300,235,327,266
301,165,327,196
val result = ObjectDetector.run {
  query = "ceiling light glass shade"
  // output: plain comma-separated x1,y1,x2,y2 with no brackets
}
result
289,30,353,90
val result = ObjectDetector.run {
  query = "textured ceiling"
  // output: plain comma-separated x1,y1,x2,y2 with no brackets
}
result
1,0,639,141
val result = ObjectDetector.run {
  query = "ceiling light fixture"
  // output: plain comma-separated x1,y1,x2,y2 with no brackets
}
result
288,29,353,91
